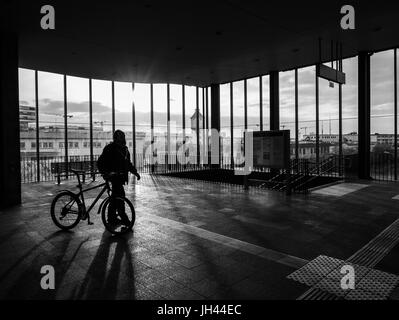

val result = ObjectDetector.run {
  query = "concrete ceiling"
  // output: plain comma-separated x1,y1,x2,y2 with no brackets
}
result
18,0,399,86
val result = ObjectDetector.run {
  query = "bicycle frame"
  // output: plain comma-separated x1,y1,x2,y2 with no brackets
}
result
78,182,109,216
70,170,113,224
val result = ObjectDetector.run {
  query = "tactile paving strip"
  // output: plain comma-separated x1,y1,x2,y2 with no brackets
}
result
345,289,384,300
291,217,399,300
349,219,399,267
314,277,347,297
288,255,399,300
287,255,344,286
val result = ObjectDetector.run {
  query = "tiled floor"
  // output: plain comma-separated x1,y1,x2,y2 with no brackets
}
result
0,175,399,300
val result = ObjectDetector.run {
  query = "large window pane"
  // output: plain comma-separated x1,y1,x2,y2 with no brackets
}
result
38,71,64,181
247,77,260,131
92,79,112,156
170,84,183,164
371,50,394,138
115,81,134,155
19,68,37,183
371,50,395,179
342,57,358,156
66,76,90,161
233,81,245,163
220,84,231,165
133,83,151,168
279,70,296,159
262,76,270,131
153,84,167,166
319,71,339,161
298,66,316,159
185,85,197,164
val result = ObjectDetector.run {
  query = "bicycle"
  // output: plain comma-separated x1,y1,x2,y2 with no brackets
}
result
50,169,136,235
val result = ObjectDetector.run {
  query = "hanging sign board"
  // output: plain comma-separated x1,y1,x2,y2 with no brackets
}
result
316,64,346,84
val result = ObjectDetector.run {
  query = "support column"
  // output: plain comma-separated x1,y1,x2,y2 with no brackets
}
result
339,54,343,177
111,81,115,133
316,70,320,169
259,76,263,131
295,69,299,159
358,52,371,179
196,87,200,167
167,84,171,171
181,85,186,150
244,79,248,130
64,75,69,178
394,49,398,181
0,1,20,208
270,71,280,177
230,83,234,168
89,79,94,180
206,88,210,167
182,85,186,166
269,71,279,131
150,84,154,173
132,83,136,167
35,71,40,182
211,84,220,168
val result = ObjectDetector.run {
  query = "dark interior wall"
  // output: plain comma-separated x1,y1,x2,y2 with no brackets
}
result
0,1,21,209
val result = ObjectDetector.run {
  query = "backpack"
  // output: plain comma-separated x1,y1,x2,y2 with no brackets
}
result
97,151,107,174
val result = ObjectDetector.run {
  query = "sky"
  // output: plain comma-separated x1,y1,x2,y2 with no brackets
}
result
18,49,398,139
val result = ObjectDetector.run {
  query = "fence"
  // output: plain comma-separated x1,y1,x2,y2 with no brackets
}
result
21,155,99,183
20,152,396,184
370,152,397,182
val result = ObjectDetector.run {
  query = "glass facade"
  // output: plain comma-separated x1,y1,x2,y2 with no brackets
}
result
247,77,260,131
133,83,151,168
66,76,90,160
115,81,134,156
18,69,209,182
297,66,316,160
232,81,245,163
20,48,399,183
220,84,231,165
92,79,113,156
370,49,397,180
279,70,296,159
262,76,270,131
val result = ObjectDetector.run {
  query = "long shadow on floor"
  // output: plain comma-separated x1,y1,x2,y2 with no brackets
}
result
72,232,135,300
1,230,82,299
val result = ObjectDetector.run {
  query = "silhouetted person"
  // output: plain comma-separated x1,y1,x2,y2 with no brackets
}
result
97,130,140,227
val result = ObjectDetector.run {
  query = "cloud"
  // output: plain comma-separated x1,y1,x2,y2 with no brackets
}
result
38,99,112,116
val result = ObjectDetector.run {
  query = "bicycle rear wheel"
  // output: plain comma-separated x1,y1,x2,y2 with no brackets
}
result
101,196,135,235
51,191,82,230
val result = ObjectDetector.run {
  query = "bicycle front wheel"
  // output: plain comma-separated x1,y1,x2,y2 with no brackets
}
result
101,196,135,235
51,191,82,230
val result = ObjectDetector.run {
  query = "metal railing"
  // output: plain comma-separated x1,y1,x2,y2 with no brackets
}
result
20,151,396,184
21,155,99,183
370,152,397,182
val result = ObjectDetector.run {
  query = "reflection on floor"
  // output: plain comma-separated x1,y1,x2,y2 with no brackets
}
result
0,174,399,300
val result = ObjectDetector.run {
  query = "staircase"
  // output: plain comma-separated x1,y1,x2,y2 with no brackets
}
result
257,156,343,194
